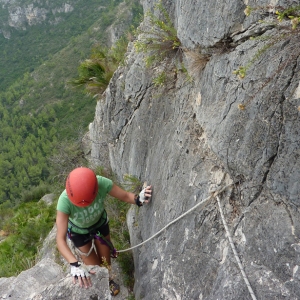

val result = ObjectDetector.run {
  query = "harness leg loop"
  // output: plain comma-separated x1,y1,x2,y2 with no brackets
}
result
75,239,96,257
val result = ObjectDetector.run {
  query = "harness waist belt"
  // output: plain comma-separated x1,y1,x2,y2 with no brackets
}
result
68,210,107,234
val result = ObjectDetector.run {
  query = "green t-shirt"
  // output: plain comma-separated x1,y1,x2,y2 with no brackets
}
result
57,175,113,233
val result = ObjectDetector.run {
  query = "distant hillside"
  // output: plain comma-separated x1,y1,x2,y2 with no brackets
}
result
0,0,126,90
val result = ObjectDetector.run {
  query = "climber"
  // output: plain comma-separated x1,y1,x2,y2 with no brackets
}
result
56,167,152,296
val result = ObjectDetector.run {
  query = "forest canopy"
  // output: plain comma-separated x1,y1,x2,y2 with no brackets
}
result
0,0,142,205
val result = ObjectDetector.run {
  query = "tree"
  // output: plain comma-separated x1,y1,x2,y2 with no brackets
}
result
27,165,41,186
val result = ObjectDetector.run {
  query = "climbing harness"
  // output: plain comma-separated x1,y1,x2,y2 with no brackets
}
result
68,231,117,258
68,233,118,258
74,238,96,257
67,211,117,258
94,231,118,258
67,210,107,234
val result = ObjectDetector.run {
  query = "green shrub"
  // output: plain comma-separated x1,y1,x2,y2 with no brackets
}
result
122,174,143,194
0,200,56,277
22,183,51,203
70,50,113,96
132,1,195,87
70,34,132,97
134,0,181,68
234,4,300,109
234,5,300,80
153,71,167,86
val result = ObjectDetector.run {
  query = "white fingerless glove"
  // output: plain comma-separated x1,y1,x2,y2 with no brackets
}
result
70,262,89,278
135,187,150,206
139,188,147,204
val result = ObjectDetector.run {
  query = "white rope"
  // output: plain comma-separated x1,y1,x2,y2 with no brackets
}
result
117,182,233,253
216,195,257,300
117,182,257,300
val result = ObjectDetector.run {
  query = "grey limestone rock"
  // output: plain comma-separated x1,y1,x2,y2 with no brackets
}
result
0,258,64,300
0,224,112,300
2,0,300,299
32,265,111,300
88,0,300,299
0,258,111,300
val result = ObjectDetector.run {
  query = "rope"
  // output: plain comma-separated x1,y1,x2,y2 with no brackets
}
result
117,182,257,300
117,182,233,253
216,195,257,300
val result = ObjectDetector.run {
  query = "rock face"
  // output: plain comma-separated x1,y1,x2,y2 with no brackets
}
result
0,258,110,300
0,258,64,299
0,238,111,300
32,264,111,300
89,0,300,299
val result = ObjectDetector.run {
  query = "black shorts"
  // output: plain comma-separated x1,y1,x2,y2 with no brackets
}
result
69,221,110,248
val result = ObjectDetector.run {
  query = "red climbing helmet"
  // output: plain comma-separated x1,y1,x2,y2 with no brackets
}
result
66,167,98,207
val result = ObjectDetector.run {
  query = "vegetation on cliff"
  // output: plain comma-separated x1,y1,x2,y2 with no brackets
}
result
0,0,142,281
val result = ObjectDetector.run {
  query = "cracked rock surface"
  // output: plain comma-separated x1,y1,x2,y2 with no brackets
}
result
1,0,300,299
89,0,300,299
